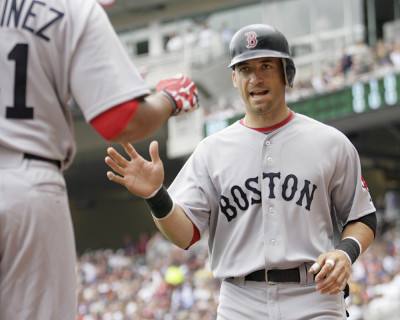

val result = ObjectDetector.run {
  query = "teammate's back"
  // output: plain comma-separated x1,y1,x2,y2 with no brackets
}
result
0,1,199,319
0,0,149,166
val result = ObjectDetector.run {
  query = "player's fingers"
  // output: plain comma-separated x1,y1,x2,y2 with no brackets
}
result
333,269,349,292
309,262,321,274
106,171,125,186
315,259,336,282
149,141,160,163
318,273,347,295
316,265,347,294
314,267,329,282
318,281,342,295
105,156,125,176
309,254,331,275
107,147,129,167
332,274,348,294
121,142,139,160
325,259,335,268
316,271,338,291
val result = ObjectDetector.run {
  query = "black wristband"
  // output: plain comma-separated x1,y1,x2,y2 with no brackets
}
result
145,186,174,219
336,238,361,264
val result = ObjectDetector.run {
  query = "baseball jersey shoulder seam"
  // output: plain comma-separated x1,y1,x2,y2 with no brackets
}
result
293,113,353,144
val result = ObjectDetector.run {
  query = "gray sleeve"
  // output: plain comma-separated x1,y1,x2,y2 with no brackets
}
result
69,1,150,121
330,136,376,224
168,144,218,235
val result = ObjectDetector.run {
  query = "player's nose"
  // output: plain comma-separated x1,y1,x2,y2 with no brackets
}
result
248,70,264,85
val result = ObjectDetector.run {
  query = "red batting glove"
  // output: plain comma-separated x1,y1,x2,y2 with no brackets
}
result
156,74,199,115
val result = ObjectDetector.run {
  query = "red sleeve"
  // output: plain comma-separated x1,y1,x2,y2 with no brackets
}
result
185,223,201,250
90,99,139,140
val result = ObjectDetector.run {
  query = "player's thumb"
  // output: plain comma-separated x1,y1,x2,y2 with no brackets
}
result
149,140,161,163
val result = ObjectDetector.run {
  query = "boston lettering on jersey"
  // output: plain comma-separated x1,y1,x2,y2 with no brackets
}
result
219,171,318,222
0,0,64,42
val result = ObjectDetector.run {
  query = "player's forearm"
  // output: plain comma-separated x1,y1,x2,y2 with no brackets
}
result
112,93,173,143
152,204,194,249
341,221,375,254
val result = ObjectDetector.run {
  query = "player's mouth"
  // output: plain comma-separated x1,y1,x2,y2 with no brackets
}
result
249,89,270,98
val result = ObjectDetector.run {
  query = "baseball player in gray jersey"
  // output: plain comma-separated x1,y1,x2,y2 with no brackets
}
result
105,24,376,319
0,0,198,319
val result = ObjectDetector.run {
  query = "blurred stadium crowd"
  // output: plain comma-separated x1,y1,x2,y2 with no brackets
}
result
287,39,400,101
77,233,219,320
77,222,400,320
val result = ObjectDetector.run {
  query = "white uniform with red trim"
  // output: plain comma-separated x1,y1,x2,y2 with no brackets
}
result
169,111,375,319
0,0,148,319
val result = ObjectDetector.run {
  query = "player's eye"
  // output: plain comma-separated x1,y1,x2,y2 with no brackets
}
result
261,63,273,70
238,66,250,73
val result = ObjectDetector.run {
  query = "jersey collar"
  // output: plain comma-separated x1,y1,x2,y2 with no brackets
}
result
240,110,295,133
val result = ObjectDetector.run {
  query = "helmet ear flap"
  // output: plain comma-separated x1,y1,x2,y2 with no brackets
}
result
231,69,238,88
282,58,296,88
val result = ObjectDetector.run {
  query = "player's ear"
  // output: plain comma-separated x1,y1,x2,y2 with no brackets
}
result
232,70,238,88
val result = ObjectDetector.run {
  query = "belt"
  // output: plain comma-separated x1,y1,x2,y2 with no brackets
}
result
24,153,61,169
244,268,300,283
243,268,350,295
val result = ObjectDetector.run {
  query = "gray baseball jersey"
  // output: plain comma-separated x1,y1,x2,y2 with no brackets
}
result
1,1,149,319
169,112,375,279
0,0,149,168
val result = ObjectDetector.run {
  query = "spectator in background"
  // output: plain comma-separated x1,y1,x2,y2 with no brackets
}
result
183,27,197,50
196,21,222,64
349,41,373,75
122,234,136,256
374,40,392,67
384,190,400,227
197,22,214,50
389,42,400,69
339,49,353,76
166,32,184,52
136,232,151,255
219,22,234,53
311,69,331,93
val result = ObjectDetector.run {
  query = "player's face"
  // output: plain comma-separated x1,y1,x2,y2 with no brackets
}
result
232,57,286,118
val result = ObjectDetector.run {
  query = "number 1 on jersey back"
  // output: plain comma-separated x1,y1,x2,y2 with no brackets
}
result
6,43,34,120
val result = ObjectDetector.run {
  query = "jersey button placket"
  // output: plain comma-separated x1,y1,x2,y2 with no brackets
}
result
268,205,277,246
262,137,280,262
265,140,273,164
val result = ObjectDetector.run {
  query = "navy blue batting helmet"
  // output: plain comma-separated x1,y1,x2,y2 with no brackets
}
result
229,24,296,87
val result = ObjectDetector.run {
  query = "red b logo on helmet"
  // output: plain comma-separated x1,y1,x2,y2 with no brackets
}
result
245,31,258,49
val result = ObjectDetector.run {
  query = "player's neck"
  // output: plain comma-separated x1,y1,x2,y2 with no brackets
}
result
243,105,291,129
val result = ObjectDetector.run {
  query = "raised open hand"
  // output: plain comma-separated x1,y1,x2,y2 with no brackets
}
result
105,141,164,198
